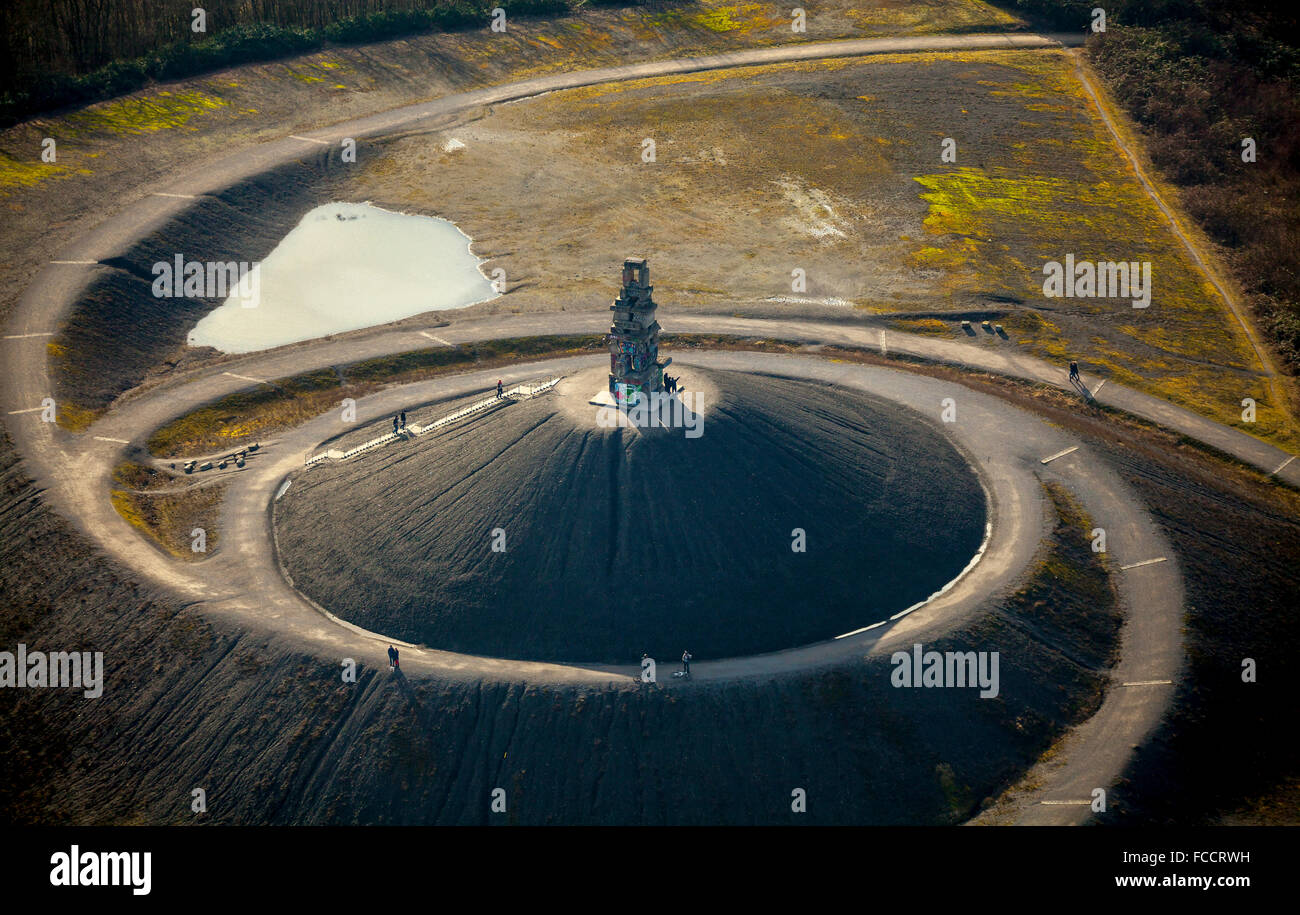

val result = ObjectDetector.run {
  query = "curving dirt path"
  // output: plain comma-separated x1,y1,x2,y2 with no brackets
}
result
24,345,1185,824
1069,51,1290,426
6,30,1280,824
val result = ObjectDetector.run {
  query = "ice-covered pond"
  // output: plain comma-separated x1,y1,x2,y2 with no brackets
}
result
187,202,497,353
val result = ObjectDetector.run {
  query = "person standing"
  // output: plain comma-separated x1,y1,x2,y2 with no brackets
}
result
497,379,504,398
681,650,692,678
400,411,407,430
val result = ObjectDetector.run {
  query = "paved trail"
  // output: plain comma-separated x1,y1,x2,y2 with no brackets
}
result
6,29,1280,824
1069,51,1287,423
15,341,1187,825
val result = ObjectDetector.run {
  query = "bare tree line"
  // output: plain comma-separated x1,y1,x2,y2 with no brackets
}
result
1,0,482,87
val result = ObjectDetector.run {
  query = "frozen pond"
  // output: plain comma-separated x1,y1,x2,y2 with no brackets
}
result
187,202,497,353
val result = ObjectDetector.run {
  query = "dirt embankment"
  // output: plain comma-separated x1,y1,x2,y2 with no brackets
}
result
145,335,606,458
108,460,227,560
11,330,1296,824
51,150,366,424
1087,432,1300,825
3,2,1028,418
831,350,1300,824
273,370,988,663
0,417,1119,825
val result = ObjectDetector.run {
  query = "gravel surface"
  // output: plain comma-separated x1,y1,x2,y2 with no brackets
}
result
276,367,986,662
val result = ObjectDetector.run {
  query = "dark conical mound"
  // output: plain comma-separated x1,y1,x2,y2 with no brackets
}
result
275,367,986,663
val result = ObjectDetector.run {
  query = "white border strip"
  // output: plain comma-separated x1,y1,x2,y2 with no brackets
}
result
1119,557,1167,571
1041,445,1079,464
835,514,993,640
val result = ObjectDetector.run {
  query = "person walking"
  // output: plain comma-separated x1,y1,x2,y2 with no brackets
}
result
400,411,406,430
1068,361,1080,383
497,379,504,398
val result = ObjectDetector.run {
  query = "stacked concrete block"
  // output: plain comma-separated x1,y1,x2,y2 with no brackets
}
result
607,257,669,404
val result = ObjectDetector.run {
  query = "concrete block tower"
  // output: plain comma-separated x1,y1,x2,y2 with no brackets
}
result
607,258,668,404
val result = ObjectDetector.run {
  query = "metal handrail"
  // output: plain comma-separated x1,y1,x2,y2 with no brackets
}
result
304,377,561,465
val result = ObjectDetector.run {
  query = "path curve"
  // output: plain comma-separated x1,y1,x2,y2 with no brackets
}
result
1069,51,1289,427
43,347,1186,825
1,29,1252,824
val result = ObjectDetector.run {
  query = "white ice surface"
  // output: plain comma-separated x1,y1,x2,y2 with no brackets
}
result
187,201,497,353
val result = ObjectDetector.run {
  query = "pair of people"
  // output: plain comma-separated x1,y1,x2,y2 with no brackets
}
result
387,645,400,671
637,650,692,678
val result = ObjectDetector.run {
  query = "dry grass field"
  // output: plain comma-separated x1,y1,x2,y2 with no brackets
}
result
353,48,1288,446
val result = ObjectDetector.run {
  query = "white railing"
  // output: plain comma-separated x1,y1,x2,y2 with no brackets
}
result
304,378,560,465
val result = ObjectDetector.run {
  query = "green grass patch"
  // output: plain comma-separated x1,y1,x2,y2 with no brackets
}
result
111,477,226,560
